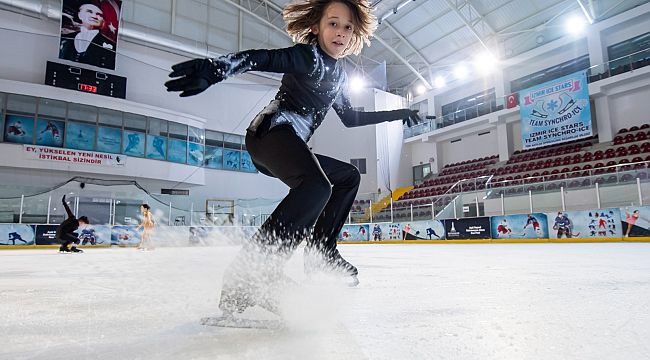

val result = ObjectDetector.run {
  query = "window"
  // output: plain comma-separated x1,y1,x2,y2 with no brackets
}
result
350,158,366,174
4,95,36,144
67,103,97,124
205,130,223,169
510,55,590,93
189,126,204,144
123,113,145,157
38,98,67,120
97,108,122,154
608,32,650,71
413,163,431,185
0,93,5,142
441,89,496,121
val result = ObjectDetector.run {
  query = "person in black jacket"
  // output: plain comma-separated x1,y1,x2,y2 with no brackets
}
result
166,0,420,316
56,195,89,253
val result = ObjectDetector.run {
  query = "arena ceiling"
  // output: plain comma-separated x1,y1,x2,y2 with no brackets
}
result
4,0,649,93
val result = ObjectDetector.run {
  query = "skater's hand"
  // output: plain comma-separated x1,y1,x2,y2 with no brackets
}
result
402,110,422,127
165,58,228,97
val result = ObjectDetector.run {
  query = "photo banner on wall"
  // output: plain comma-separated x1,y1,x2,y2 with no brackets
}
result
491,213,549,239
444,217,491,239
519,70,592,149
620,206,650,238
545,209,622,239
59,0,122,70
0,224,35,246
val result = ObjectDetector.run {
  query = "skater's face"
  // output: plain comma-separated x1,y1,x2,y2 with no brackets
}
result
311,2,354,59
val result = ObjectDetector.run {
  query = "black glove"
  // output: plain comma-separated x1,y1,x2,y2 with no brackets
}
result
164,58,228,97
402,110,422,127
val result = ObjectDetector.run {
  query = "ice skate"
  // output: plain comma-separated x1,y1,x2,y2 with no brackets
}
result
59,247,71,254
304,248,360,287
205,246,298,329
70,247,84,253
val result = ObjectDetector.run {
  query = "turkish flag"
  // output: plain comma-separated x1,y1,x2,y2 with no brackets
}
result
506,93,518,109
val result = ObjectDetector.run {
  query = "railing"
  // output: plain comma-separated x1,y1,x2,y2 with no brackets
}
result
404,47,650,139
347,162,649,223
486,160,650,194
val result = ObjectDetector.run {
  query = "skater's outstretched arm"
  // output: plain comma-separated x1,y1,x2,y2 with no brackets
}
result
62,195,74,219
165,44,315,97
332,79,422,128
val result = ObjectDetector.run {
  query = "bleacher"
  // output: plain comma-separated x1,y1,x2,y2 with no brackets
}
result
367,124,650,222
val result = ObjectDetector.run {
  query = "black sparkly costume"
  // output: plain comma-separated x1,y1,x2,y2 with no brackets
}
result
166,43,419,313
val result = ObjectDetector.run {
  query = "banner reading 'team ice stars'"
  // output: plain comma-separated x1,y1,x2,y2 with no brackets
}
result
519,70,592,149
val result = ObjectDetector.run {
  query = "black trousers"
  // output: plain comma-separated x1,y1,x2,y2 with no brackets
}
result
59,233,80,250
245,124,360,259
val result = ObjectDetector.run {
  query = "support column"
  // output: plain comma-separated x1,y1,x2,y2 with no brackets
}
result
593,95,613,143
587,29,607,73
496,120,510,162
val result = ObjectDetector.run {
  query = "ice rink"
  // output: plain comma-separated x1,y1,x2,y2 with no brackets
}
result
1,243,649,360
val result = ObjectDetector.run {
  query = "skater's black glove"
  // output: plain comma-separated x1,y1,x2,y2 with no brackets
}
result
165,58,228,97
402,110,422,128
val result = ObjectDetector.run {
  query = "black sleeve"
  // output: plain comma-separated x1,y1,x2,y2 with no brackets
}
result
220,44,316,78
332,74,410,128
63,200,74,219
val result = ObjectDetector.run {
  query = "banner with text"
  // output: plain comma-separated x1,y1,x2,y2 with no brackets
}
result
24,145,126,167
519,70,592,149
444,217,491,240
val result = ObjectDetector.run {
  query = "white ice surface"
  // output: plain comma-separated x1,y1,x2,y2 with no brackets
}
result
1,243,650,360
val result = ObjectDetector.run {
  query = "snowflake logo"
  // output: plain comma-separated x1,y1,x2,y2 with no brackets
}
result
546,99,559,112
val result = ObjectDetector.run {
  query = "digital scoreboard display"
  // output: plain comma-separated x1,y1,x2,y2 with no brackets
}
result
45,61,126,99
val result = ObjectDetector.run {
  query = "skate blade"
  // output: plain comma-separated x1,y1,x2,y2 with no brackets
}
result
200,316,283,329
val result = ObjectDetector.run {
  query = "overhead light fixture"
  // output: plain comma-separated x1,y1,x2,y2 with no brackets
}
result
565,15,587,36
434,76,446,88
453,65,468,80
349,76,365,92
416,84,426,95
473,52,497,75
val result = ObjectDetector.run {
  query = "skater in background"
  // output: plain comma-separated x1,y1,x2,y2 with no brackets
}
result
166,0,421,316
56,195,88,253
136,204,154,250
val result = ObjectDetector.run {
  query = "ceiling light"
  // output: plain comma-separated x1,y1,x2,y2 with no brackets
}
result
434,76,446,88
473,52,497,75
349,76,365,92
453,65,468,80
565,16,587,36
416,84,426,95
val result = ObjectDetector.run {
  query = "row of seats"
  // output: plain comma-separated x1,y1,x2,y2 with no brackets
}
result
612,130,650,145
617,124,650,133
508,141,592,163
397,126,647,203
442,155,498,169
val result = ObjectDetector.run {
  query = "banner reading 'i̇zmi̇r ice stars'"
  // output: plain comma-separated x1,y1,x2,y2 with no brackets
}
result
519,70,592,149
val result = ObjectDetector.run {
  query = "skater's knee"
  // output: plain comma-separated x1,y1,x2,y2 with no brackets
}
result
306,176,332,205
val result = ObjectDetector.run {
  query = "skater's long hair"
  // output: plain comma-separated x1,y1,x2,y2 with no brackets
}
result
283,0,377,56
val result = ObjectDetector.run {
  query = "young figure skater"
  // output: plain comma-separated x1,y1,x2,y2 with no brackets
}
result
56,195,88,253
136,204,155,250
166,0,421,317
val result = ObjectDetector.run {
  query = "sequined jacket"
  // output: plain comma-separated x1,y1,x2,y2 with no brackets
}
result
216,43,410,142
